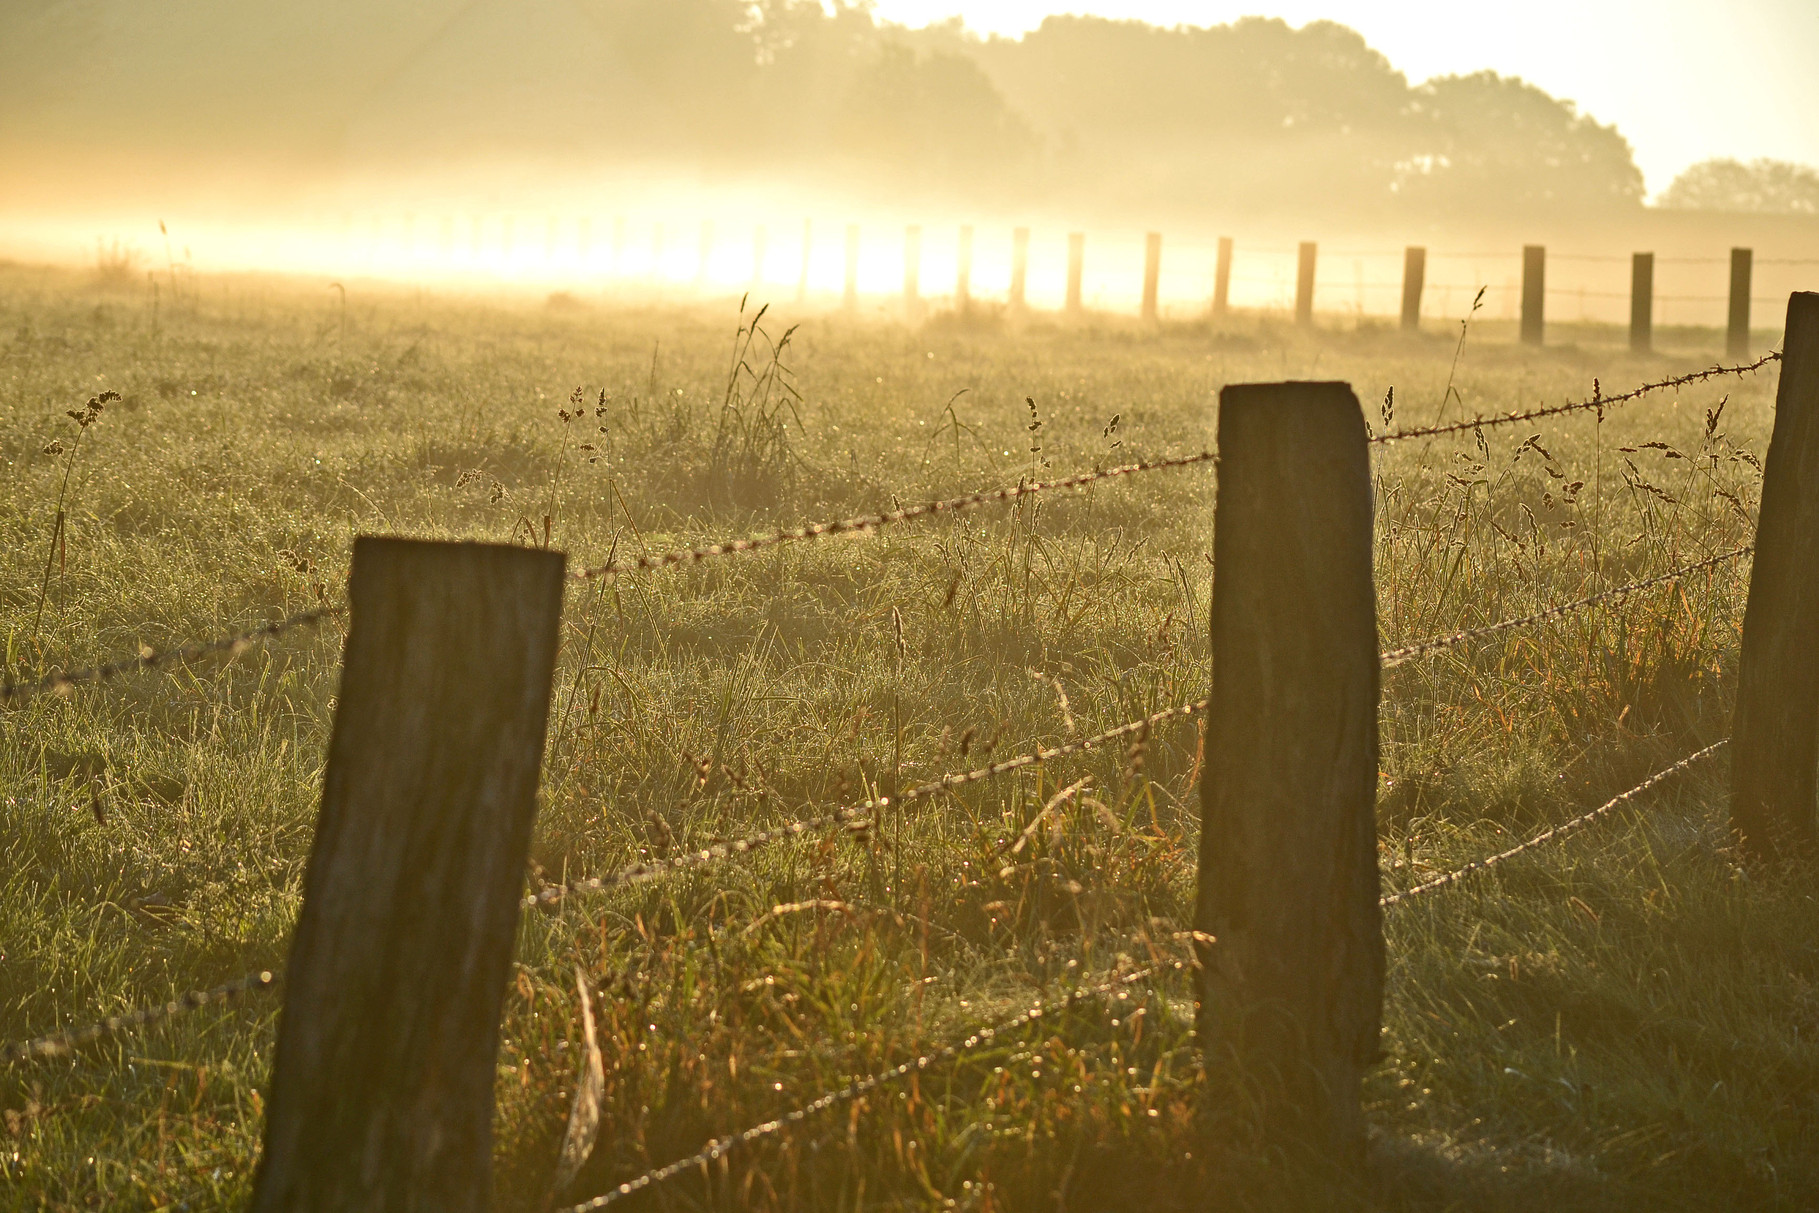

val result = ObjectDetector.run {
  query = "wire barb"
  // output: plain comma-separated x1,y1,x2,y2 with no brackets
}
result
1380,740,1728,907
1,970,281,1064
1379,547,1752,669
527,699,1208,909
568,452,1216,582
1370,354,1781,445
0,608,344,705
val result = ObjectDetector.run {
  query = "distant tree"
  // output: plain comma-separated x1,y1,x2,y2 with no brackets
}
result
833,43,1036,183
1659,158,1819,214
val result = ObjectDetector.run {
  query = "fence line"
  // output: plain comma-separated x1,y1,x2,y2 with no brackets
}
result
1379,546,1754,669
1379,739,1728,907
555,960,1185,1212
1369,352,1782,444
1,970,279,1064
528,698,1208,910
569,452,1216,582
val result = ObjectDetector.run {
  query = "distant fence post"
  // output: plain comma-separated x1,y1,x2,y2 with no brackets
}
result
843,224,860,313
1010,226,1030,311
797,218,811,305
696,219,713,289
1520,244,1545,345
1142,231,1162,322
249,538,566,1213
1213,236,1233,318
1195,381,1381,1167
752,224,767,293
1630,252,1654,353
1729,248,1754,358
1066,232,1085,316
1400,246,1425,331
904,225,922,317
1731,292,1819,862
1295,241,1317,328
957,224,974,311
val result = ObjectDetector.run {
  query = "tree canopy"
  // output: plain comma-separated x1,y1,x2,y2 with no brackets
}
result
1660,158,1819,215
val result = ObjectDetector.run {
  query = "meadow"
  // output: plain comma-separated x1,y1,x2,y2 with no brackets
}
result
0,261,1814,1211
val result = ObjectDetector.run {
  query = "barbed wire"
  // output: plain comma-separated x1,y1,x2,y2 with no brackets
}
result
527,699,1208,909
1370,353,1782,445
555,960,1186,1212
568,453,1216,583
1,970,280,1064
1379,740,1727,908
0,607,344,705
1379,546,1753,669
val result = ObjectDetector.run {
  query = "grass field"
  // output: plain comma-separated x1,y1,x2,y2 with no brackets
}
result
1,262,1815,1211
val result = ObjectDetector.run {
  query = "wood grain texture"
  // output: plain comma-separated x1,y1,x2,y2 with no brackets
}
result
250,537,565,1213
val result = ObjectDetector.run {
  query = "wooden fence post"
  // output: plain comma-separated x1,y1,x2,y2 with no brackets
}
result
1630,252,1654,353
1066,232,1085,316
1521,244,1545,345
903,225,922,317
1729,248,1754,358
249,538,566,1213
1730,292,1819,861
1213,236,1233,317
1295,241,1317,328
1400,246,1425,331
1010,226,1030,311
752,225,767,292
1195,382,1382,1167
1142,231,1162,321
797,218,811,305
843,224,859,313
957,224,973,311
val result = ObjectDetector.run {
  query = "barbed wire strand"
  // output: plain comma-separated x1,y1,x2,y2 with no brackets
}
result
2,970,281,1065
1370,353,1781,445
1379,546,1753,669
569,452,1216,583
528,699,1209,909
0,607,344,705
555,960,1186,1212
1379,739,1728,908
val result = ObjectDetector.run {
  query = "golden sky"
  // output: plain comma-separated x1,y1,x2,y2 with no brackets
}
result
873,1,1819,196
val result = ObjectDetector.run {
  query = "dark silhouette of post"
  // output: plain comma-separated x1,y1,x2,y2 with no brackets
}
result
1295,242,1317,327
1213,236,1233,317
1066,232,1085,316
1142,231,1162,321
250,538,566,1213
903,225,922,317
843,224,859,313
1731,293,1819,861
1010,226,1030,311
1630,252,1654,353
1195,381,1382,1168
957,224,974,311
1521,245,1546,345
797,218,811,305
1400,247,1425,331
1729,248,1753,358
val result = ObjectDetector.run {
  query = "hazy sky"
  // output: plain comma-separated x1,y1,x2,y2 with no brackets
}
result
873,1,1819,197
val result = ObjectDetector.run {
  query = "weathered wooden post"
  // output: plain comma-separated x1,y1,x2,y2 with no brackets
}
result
1520,244,1546,345
903,225,922,317
250,538,566,1212
797,218,811,305
1729,247,1754,358
1195,382,1382,1167
1731,292,1819,861
1400,247,1425,331
843,224,860,314
1142,231,1162,322
1066,232,1085,316
1630,252,1654,353
1294,242,1317,328
956,224,974,310
1010,226,1030,311
1213,236,1233,317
